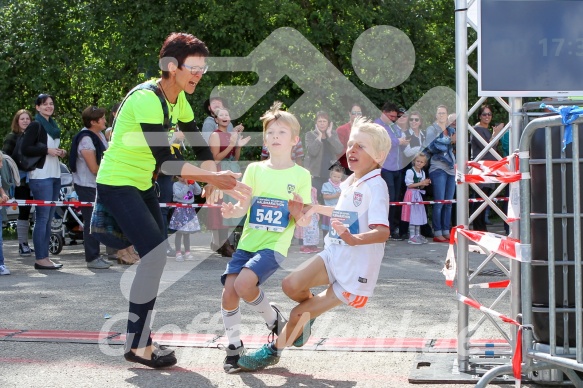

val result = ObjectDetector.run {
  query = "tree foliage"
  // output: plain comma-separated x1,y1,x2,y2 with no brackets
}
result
0,0,455,154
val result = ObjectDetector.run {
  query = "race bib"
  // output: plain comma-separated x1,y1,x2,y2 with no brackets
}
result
248,196,290,232
329,210,359,245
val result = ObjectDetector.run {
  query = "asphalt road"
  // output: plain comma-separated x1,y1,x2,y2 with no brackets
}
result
0,224,547,387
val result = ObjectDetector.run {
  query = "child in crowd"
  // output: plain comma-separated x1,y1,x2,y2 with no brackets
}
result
401,152,431,245
219,102,313,373
168,176,202,261
236,117,391,371
0,152,12,275
299,187,320,254
320,164,344,232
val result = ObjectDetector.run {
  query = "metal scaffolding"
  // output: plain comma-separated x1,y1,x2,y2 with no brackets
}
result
454,0,521,377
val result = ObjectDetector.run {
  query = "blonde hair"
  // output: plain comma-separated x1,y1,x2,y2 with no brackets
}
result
260,101,300,138
351,117,391,164
413,151,428,163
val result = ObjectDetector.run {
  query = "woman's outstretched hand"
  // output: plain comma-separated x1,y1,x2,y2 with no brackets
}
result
202,171,251,203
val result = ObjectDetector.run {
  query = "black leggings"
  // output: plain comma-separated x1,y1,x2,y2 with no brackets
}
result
14,184,33,220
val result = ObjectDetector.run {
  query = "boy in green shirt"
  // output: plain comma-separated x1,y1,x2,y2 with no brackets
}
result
220,102,312,373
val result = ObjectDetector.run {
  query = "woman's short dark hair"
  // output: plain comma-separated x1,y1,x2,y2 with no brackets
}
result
82,106,107,128
203,97,226,117
478,104,493,118
35,93,54,106
159,32,209,79
316,111,330,122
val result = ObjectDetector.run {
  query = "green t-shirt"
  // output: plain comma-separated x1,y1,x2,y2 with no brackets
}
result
237,162,312,256
96,81,194,190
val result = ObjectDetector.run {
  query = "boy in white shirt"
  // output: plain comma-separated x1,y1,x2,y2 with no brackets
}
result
237,118,392,371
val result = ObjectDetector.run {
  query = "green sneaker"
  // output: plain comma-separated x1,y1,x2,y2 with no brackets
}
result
293,318,316,347
237,344,280,371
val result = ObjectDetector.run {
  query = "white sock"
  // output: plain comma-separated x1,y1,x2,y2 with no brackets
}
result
221,306,242,347
245,289,277,327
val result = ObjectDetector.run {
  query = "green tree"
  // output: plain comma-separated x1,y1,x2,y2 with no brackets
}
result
0,0,456,156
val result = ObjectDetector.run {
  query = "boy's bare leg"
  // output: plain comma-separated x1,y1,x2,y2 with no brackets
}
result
232,268,261,302
276,286,342,349
282,255,330,302
276,255,343,348
221,274,240,310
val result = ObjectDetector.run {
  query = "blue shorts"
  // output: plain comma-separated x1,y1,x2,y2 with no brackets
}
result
221,248,285,286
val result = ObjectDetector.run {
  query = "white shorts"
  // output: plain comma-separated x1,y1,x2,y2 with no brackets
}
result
319,248,369,309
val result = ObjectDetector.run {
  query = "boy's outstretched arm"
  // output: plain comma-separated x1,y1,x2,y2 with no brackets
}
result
308,203,335,217
221,192,252,219
330,221,390,246
288,192,312,227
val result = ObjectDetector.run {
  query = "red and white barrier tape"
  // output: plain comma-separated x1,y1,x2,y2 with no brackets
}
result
460,153,530,184
0,197,510,208
469,280,510,289
0,200,218,208
457,293,525,380
456,228,523,262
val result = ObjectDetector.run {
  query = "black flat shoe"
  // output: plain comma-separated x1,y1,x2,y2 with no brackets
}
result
124,347,177,368
34,263,63,270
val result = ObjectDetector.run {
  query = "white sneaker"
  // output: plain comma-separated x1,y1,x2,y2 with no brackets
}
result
175,253,184,262
184,252,194,261
407,236,423,245
0,265,11,275
419,236,429,244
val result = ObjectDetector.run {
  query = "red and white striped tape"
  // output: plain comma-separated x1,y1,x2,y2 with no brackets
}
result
457,293,524,380
0,199,218,208
441,226,523,288
460,154,530,184
456,228,523,262
469,280,510,289
0,197,510,209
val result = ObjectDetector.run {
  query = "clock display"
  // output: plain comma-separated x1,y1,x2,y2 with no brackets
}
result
479,0,583,97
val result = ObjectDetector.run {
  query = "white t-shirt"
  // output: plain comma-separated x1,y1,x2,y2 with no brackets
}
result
322,168,389,296
29,134,61,180
73,128,109,188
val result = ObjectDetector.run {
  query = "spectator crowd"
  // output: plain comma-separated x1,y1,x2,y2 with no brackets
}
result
0,93,506,276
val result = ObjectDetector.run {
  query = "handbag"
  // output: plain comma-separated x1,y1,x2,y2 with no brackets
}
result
89,198,132,249
12,130,43,172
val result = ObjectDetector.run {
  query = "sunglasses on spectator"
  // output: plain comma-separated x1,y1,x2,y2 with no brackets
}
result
481,112,492,116
182,64,208,75
409,118,420,122
351,111,362,115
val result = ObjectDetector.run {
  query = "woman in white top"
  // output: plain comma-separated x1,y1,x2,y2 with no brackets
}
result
21,94,67,270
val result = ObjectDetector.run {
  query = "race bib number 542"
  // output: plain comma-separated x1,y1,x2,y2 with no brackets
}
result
248,197,290,232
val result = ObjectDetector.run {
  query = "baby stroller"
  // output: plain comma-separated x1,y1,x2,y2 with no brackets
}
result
49,163,84,254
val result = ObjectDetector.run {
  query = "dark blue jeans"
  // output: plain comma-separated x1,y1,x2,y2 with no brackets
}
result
74,184,100,262
29,178,60,260
428,169,456,236
381,168,402,234
96,184,166,349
